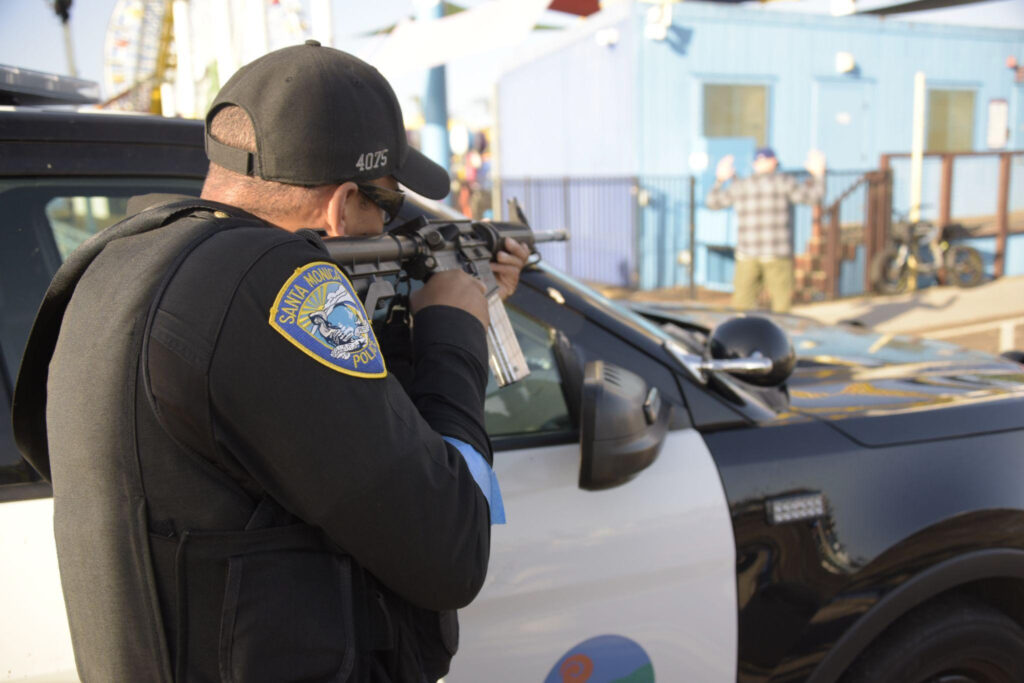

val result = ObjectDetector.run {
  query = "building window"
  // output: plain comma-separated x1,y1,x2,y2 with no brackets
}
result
703,84,768,147
926,89,975,152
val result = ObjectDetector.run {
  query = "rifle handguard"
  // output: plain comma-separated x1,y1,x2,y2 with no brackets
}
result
322,215,567,386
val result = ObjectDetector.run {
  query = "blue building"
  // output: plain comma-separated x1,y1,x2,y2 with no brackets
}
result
495,1,1024,291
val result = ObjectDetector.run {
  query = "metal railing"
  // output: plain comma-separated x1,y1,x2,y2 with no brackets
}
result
880,150,1024,278
495,159,1020,299
498,171,877,297
818,170,891,299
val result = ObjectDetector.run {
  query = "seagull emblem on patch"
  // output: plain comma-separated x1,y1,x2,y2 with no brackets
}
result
269,261,386,378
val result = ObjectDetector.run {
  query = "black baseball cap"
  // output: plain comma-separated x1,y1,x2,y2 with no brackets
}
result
205,40,450,199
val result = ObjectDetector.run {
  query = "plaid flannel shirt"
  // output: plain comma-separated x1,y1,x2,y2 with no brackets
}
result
706,172,824,259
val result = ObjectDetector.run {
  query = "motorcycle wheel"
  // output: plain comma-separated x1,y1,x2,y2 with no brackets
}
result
870,248,909,295
945,245,984,288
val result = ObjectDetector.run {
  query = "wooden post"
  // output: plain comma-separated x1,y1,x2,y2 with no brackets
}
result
828,205,841,299
882,169,893,250
811,201,822,303
995,153,1011,278
939,154,953,227
865,173,877,292
812,201,823,242
879,156,892,253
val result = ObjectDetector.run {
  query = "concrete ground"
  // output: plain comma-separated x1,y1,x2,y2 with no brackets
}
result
789,275,1024,356
602,275,1024,356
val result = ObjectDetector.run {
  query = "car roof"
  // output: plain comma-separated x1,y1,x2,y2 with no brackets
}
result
0,65,100,106
0,109,205,145
0,109,207,178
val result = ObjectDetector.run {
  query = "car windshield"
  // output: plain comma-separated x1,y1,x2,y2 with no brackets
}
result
533,260,704,352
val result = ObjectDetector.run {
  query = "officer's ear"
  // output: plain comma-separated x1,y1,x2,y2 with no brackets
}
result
324,182,360,237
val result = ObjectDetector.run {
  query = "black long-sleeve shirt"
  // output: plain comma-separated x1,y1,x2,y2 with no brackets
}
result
152,226,493,610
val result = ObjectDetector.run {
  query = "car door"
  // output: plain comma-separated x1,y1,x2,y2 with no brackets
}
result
0,175,203,681
448,276,738,681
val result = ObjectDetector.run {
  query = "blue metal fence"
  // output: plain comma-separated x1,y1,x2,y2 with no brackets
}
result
501,177,638,287
501,170,871,293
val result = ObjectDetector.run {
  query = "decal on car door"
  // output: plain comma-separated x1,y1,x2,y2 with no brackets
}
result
544,635,654,683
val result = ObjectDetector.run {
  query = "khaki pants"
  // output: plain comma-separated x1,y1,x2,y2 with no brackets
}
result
732,257,793,313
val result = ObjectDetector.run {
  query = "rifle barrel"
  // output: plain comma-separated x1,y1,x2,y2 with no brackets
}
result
323,233,417,266
532,229,569,243
323,220,567,267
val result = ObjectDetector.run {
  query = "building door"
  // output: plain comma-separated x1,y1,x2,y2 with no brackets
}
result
813,80,874,171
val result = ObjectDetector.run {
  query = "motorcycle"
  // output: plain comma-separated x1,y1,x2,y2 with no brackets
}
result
870,215,985,295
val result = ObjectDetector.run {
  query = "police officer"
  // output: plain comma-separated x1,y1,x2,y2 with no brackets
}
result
13,42,524,682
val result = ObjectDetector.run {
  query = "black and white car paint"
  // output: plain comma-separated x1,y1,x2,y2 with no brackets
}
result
2,107,1024,682
631,301,1024,682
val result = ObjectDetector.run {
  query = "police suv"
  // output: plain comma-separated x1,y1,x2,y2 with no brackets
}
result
3,68,1024,683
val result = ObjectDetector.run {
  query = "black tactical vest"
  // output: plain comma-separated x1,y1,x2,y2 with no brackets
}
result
12,199,455,682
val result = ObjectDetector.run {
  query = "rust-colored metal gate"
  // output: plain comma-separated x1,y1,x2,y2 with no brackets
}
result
812,150,1021,299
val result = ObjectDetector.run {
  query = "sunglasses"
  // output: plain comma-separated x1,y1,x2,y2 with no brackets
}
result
356,183,405,224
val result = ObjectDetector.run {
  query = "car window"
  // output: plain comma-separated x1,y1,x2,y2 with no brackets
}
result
393,199,577,443
0,366,29,481
45,194,133,260
0,178,202,488
484,306,571,437
0,179,202,384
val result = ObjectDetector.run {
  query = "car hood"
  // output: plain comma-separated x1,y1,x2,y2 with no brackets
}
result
628,301,1024,444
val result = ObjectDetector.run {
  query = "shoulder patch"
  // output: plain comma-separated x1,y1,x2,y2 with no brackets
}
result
269,261,386,378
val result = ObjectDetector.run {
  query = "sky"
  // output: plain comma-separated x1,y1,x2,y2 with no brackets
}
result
0,0,578,124
756,0,1023,22
0,0,1022,124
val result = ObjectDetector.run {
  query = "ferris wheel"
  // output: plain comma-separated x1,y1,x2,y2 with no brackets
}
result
100,0,313,115
102,0,173,111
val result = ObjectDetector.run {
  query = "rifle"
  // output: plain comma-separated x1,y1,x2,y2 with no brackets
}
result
322,204,567,386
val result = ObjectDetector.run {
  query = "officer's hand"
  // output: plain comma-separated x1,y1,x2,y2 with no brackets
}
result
716,155,735,182
492,238,530,300
411,270,490,329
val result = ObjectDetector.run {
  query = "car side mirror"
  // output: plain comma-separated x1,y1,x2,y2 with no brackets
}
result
579,361,669,490
704,315,795,387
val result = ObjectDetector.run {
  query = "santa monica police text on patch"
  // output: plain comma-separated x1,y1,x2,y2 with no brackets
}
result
269,261,387,378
